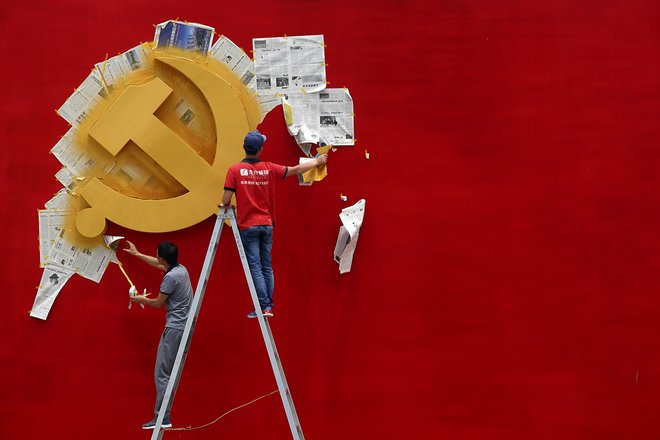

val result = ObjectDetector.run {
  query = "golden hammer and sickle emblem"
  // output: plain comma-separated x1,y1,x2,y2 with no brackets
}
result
75,56,258,237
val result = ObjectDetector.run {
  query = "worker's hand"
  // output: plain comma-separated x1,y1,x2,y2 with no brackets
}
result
130,291,151,304
316,154,328,166
218,203,234,210
123,240,139,256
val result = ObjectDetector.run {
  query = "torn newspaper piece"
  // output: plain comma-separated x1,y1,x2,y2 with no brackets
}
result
127,286,147,310
103,235,124,250
333,199,366,274
30,266,75,320
210,35,256,90
253,35,326,95
297,158,315,187
128,286,138,310
299,145,331,185
154,20,214,55
104,235,124,264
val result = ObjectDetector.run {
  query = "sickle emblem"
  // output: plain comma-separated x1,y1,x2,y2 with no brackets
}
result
75,56,254,237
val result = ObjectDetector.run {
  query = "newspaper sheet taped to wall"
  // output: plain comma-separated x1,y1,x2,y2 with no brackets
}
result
210,35,256,90
282,88,354,154
253,35,326,95
45,233,114,283
45,189,75,211
154,20,214,55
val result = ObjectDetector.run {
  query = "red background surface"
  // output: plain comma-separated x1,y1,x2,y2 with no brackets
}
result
2,0,660,439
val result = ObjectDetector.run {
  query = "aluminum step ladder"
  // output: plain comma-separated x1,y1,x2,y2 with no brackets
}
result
151,206,304,439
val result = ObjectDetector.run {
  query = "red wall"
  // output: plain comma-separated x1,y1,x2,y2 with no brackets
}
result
2,1,660,439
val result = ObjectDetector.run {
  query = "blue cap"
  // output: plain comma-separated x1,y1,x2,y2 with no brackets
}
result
243,130,267,153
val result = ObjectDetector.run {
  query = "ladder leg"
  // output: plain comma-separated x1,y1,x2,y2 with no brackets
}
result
151,211,226,440
228,214,305,440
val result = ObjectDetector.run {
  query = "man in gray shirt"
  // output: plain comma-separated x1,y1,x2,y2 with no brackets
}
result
124,241,193,430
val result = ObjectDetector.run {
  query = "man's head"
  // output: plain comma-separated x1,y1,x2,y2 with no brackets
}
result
243,130,267,155
157,242,178,266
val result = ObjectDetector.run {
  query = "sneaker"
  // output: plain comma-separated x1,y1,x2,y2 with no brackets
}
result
247,309,274,318
142,419,172,429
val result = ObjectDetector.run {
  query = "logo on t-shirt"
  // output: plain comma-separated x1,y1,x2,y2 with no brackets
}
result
239,168,270,177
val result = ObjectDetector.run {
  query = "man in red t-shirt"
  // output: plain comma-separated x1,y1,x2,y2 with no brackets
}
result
221,130,327,318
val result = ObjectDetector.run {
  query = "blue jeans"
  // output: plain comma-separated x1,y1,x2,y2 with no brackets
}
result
239,225,274,309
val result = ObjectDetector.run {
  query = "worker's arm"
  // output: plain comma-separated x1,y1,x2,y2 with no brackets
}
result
220,189,234,208
123,241,165,271
130,292,168,308
284,154,328,178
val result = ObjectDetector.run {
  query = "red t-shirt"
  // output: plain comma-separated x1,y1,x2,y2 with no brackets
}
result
224,159,287,229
